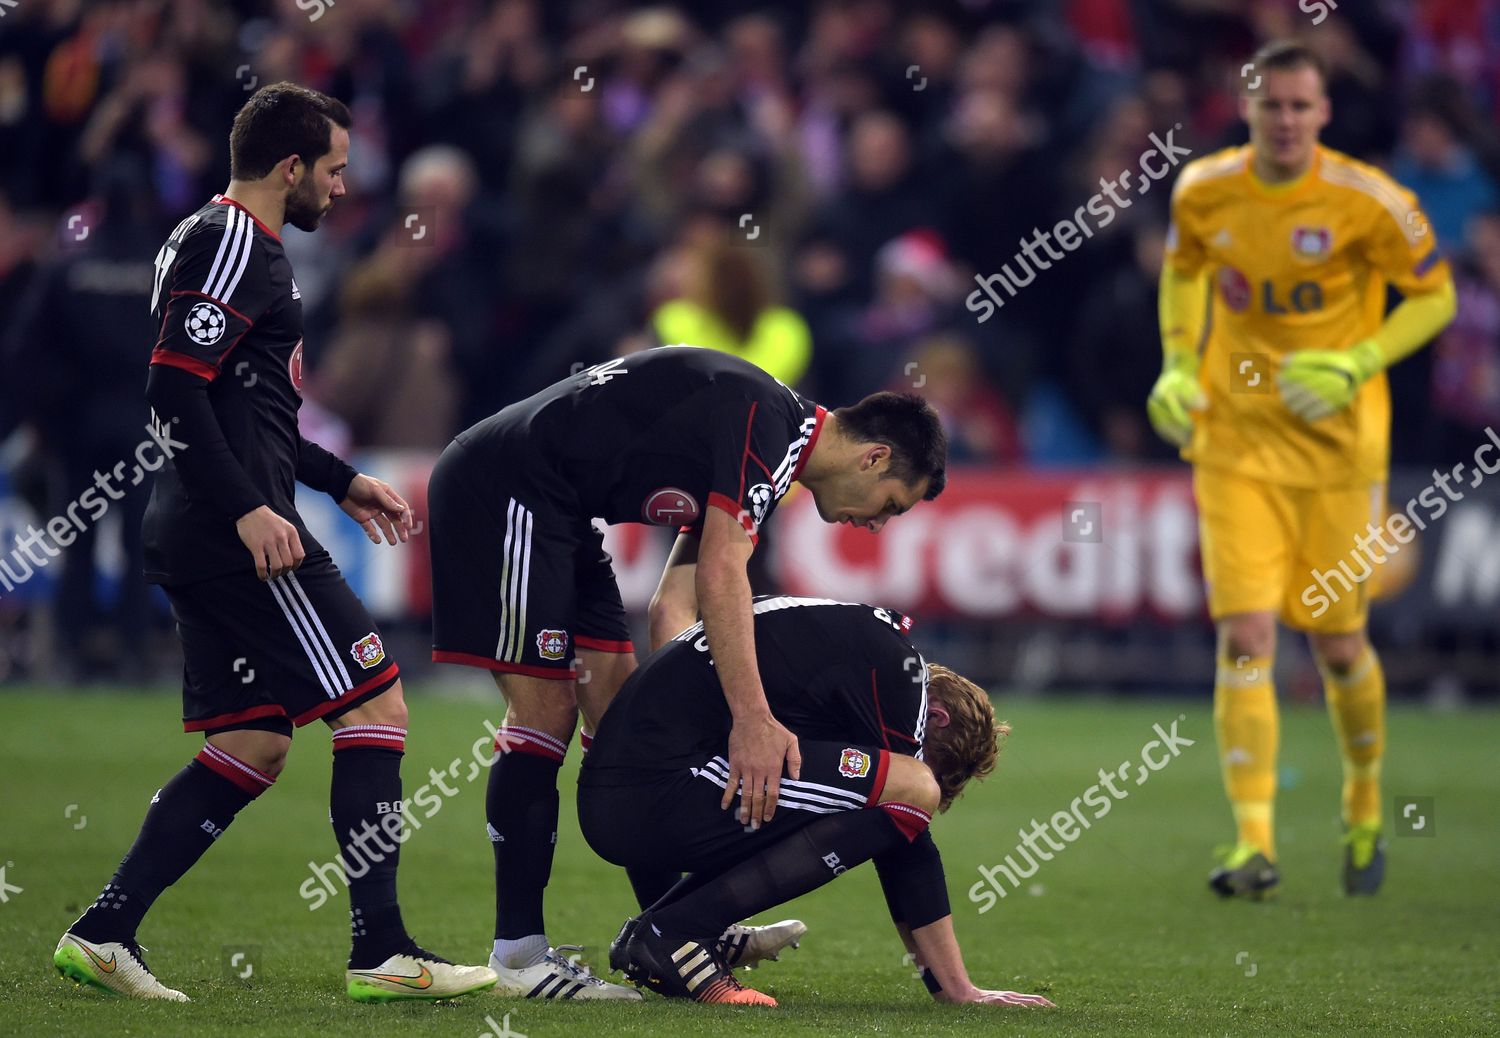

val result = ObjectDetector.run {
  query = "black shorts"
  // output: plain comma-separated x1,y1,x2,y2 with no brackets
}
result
167,554,400,735
427,438,633,680
578,740,891,875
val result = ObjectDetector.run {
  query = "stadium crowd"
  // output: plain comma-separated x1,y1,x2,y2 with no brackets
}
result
0,0,1496,676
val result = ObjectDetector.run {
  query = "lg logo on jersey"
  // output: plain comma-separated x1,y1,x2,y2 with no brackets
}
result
1218,268,1325,314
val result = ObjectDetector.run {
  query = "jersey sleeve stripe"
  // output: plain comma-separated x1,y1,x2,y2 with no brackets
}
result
201,207,243,297
1320,164,1423,246
207,208,253,300
216,211,257,301
150,348,220,381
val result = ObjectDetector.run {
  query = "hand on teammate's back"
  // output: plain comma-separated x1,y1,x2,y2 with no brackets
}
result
340,473,414,545
236,505,305,580
724,713,802,828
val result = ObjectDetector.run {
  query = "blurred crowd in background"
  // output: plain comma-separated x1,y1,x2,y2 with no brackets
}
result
0,0,1497,682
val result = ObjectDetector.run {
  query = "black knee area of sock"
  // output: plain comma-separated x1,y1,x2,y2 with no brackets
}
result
331,747,407,962
488,750,562,939
75,759,257,942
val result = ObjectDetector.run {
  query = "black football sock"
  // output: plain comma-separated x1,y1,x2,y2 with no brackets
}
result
627,865,683,912
650,804,928,939
330,725,409,969
488,725,567,960
71,745,271,943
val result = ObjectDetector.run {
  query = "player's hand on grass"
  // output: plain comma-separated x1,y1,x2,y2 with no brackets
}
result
1146,355,1206,447
725,712,802,829
941,986,1055,1007
340,474,414,545
236,505,305,580
1277,340,1383,421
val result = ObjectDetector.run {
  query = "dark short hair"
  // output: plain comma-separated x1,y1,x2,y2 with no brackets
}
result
230,82,351,180
833,392,947,498
1249,39,1328,87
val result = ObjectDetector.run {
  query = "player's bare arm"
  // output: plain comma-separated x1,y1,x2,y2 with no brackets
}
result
696,506,802,828
895,917,1054,1007
648,530,700,651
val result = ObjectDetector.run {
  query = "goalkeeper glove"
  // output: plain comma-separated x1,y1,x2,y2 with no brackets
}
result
1276,340,1383,422
1146,355,1207,448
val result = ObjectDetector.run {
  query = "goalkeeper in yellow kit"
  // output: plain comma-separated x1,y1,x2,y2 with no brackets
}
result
1149,41,1457,898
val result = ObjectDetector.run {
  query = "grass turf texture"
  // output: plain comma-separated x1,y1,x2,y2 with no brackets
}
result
0,688,1495,1037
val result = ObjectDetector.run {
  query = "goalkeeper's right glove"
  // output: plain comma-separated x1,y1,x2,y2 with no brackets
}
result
1146,355,1207,448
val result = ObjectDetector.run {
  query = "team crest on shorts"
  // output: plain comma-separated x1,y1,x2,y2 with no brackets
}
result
536,629,569,661
838,748,872,779
350,632,386,670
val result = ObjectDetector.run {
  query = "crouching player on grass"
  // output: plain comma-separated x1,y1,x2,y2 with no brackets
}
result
578,596,1056,1008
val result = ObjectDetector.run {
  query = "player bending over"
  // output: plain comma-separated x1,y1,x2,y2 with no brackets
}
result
577,596,1055,1009
53,83,495,1003
427,346,945,997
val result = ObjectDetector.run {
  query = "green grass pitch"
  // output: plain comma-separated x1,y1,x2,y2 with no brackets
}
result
0,687,1495,1036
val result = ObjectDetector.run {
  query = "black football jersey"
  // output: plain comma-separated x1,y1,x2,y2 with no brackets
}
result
581,596,929,782
454,346,824,542
143,195,319,583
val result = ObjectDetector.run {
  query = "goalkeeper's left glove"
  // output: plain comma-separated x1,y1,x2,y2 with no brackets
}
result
1276,340,1384,422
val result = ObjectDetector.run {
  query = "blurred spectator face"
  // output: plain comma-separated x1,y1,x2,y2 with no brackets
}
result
398,146,478,249
848,112,910,192
1470,214,1500,286
1243,65,1329,177
287,125,349,232
1133,226,1166,278
695,150,756,211
959,26,1028,98
901,14,962,84
728,15,785,86
949,90,1029,163
1402,111,1459,167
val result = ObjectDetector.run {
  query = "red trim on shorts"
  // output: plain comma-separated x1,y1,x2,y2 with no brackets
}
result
575,635,634,654
214,193,282,241
195,745,275,796
432,650,575,680
866,749,891,806
290,662,401,726
183,703,288,733
790,405,827,482
879,801,932,843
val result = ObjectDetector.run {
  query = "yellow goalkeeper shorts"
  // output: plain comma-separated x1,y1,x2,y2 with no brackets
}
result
1193,465,1387,634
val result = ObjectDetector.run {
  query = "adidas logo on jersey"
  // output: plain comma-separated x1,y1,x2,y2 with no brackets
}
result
291,277,301,300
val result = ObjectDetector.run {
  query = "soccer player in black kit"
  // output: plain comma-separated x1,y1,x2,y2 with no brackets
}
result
580,596,1056,1008
427,345,947,997
52,83,496,1003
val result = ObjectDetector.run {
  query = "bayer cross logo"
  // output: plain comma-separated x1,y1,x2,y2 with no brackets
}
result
185,301,226,346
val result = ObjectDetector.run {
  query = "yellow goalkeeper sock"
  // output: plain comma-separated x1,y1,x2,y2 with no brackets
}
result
1321,645,1385,829
1214,653,1278,859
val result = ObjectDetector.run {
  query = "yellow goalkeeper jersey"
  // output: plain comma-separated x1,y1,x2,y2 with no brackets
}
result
1165,144,1450,488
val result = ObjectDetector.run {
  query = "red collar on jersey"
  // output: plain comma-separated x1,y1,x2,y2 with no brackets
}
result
791,405,827,483
213,194,282,241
